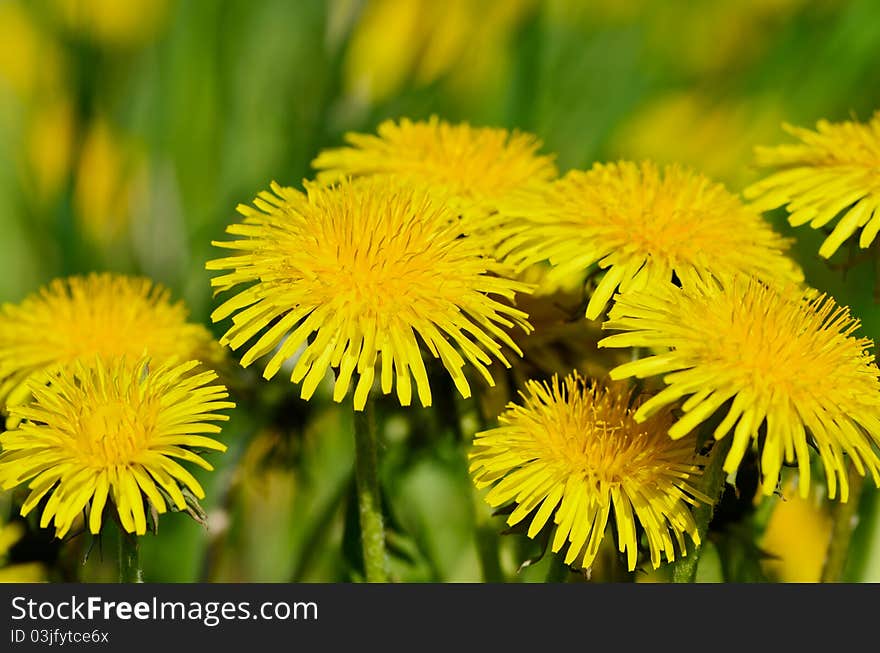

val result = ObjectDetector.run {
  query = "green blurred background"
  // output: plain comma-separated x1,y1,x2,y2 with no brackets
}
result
2,0,880,582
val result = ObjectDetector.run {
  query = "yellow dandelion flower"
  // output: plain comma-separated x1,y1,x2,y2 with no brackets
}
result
744,112,880,259
207,178,533,410
0,356,233,537
469,373,706,571
311,117,557,241
599,278,880,501
0,273,223,413
500,161,803,320
0,515,45,583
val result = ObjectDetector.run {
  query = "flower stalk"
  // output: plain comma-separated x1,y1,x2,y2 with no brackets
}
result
118,531,143,583
353,400,389,583
821,461,866,583
671,436,732,583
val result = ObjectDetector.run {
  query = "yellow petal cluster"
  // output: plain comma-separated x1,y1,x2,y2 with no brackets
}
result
0,273,222,414
0,357,232,537
500,161,802,320
745,112,880,258
600,278,880,500
208,177,533,410
470,372,706,571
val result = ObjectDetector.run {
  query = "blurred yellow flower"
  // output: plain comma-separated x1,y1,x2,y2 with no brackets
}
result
50,0,172,48
0,2,64,100
745,111,880,259
74,119,147,246
25,97,75,200
544,0,813,77
610,93,787,187
341,0,536,105
0,273,222,414
502,161,802,320
646,0,812,76
0,515,45,583
470,373,707,570
0,357,233,537
207,178,533,410
600,278,880,501
760,479,832,583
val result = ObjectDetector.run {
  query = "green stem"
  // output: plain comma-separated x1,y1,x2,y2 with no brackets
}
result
821,462,866,583
468,392,505,583
671,437,732,583
353,400,389,582
118,531,143,583
544,555,570,583
472,498,505,583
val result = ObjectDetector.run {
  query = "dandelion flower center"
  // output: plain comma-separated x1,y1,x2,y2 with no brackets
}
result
470,373,706,570
77,400,155,467
501,161,802,320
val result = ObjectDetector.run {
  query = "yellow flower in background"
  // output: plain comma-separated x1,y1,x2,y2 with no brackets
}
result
610,92,787,187
74,119,147,246
0,357,232,537
0,515,45,583
744,112,880,259
600,278,880,501
312,117,557,251
470,373,706,570
0,273,222,413
207,178,533,410
543,0,812,77
760,479,832,583
0,1,64,101
500,161,802,321
25,97,75,201
50,0,172,48
341,0,536,106
644,0,811,76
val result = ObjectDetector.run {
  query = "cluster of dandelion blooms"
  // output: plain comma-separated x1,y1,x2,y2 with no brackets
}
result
0,272,222,413
0,357,233,537
470,372,707,571
7,104,879,584
207,177,533,410
600,277,880,501
498,160,803,320
745,111,880,259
